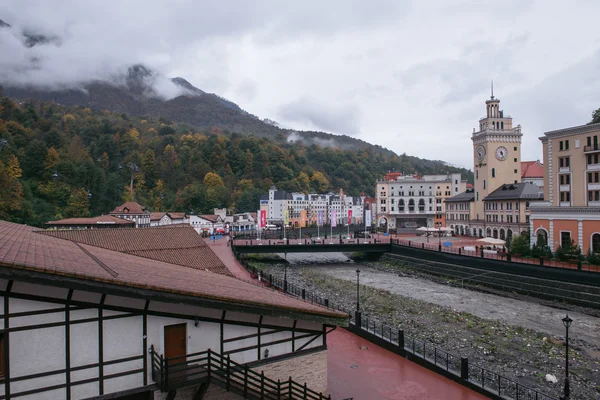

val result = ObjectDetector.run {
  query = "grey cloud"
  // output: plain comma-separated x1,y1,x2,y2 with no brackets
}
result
277,96,361,136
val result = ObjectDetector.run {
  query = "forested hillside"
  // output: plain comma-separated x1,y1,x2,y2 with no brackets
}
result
0,97,472,227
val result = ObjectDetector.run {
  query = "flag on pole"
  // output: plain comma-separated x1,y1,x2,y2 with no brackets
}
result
259,209,267,228
347,210,352,225
365,210,371,228
318,210,323,226
284,209,289,226
331,210,337,227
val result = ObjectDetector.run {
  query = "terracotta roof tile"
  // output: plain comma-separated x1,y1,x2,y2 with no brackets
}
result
0,221,347,321
150,212,167,221
168,212,186,219
521,161,544,179
46,215,135,226
40,225,232,276
110,201,149,215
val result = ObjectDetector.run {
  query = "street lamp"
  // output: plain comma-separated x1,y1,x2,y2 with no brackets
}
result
561,314,573,399
283,252,288,293
356,269,361,312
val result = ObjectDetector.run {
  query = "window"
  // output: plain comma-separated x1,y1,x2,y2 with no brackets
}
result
483,180,486,189
561,231,572,248
476,170,478,179
560,192,571,202
514,146,517,151
566,140,569,150
560,141,563,151
589,190,600,202
560,175,571,185
514,158,517,162
559,157,570,168
492,168,496,178
593,233,600,253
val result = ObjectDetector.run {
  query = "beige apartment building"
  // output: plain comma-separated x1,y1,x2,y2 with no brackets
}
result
530,122,600,253
375,172,465,231
445,90,544,238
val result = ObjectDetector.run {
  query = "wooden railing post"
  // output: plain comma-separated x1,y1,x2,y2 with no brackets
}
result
207,349,212,379
304,382,308,397
277,379,281,398
288,376,293,400
159,354,164,390
261,371,265,399
226,354,231,390
244,365,248,398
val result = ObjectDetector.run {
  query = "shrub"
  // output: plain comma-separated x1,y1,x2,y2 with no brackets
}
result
587,249,600,265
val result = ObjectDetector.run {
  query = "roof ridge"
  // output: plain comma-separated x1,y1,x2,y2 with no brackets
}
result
72,242,119,278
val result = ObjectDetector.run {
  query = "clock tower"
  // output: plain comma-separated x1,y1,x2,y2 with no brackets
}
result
472,84,523,220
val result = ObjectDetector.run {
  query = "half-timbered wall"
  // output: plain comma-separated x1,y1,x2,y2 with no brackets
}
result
0,279,326,400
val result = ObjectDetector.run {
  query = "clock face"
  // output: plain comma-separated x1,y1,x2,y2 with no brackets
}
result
476,146,486,162
495,146,508,161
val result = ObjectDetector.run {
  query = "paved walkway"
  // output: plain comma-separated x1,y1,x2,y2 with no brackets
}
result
328,328,488,400
204,236,256,280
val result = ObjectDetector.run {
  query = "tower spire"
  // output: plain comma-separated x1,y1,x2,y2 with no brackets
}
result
491,80,494,99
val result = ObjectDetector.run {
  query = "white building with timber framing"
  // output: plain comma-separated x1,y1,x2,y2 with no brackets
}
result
0,221,348,400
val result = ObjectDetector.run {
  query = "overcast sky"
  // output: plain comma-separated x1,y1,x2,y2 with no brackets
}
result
1,0,600,169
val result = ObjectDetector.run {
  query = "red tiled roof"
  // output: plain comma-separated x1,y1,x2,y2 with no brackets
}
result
40,225,232,276
466,183,474,189
0,221,347,322
110,201,148,215
199,214,219,223
46,215,134,226
150,212,168,221
521,161,544,178
0,221,346,321
168,212,186,219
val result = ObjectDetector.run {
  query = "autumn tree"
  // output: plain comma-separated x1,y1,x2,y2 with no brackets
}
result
64,188,90,218
0,160,23,219
45,147,60,171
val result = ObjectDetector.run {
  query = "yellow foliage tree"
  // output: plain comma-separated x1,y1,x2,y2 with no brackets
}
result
7,154,22,179
203,172,224,188
45,147,60,171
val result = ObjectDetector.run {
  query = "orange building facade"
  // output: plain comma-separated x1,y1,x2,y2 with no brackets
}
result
530,122,600,253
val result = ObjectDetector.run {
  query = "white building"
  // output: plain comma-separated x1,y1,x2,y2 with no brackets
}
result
376,173,464,231
260,187,364,226
0,221,348,400
109,201,151,228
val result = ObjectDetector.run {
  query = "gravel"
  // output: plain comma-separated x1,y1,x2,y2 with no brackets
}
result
249,252,600,400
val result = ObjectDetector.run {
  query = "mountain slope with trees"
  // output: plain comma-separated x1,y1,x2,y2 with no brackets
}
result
0,97,472,226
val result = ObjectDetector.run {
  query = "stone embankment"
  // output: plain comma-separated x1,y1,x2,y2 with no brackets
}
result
249,252,600,400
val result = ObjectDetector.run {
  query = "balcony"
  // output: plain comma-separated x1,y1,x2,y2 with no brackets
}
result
588,164,600,171
150,346,328,399
559,202,571,207
559,167,571,173
589,201,600,206
588,183,600,191
559,185,570,192
584,144,600,154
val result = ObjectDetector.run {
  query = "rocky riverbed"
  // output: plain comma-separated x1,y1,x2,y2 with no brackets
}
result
248,252,600,400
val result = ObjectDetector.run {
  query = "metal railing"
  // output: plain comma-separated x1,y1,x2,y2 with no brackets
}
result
150,346,330,399
232,251,559,400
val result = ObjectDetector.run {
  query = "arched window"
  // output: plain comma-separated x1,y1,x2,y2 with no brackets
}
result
486,227,491,237
536,230,548,246
492,168,496,178
499,228,505,240
493,228,498,239
592,233,600,253
418,199,425,211
408,199,415,211
501,122,504,129
399,199,405,211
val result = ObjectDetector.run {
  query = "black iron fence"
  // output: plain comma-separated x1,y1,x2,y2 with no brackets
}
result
233,251,558,400
150,346,330,399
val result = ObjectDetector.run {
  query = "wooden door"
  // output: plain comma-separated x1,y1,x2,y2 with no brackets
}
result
164,323,187,365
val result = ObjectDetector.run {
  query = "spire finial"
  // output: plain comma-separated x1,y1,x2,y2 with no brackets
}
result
491,80,494,99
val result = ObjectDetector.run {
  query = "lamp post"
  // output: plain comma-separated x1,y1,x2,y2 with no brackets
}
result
283,254,288,293
561,314,573,399
356,269,361,312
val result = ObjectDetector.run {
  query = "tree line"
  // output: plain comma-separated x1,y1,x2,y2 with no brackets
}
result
0,97,471,227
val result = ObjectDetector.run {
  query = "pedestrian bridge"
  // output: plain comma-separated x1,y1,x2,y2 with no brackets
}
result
231,238,391,253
